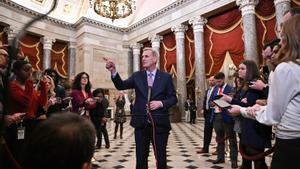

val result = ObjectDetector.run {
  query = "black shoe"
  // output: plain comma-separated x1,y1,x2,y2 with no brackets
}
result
231,161,238,168
212,159,225,164
197,149,208,154
105,145,110,149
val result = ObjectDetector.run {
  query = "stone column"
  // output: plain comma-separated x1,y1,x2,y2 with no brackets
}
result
130,43,143,72
68,42,76,79
189,16,207,114
274,0,291,24
171,24,188,120
41,37,55,69
236,0,259,64
149,35,163,69
4,26,20,46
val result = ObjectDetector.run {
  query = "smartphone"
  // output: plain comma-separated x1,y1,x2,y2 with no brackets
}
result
214,95,223,100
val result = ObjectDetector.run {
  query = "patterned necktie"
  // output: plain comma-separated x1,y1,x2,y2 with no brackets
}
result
147,73,154,87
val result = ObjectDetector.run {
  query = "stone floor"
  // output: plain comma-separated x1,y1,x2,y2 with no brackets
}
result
92,118,272,169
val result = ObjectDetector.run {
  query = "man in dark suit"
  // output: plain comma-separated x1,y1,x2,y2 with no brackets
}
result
198,76,215,153
209,72,238,168
105,47,177,169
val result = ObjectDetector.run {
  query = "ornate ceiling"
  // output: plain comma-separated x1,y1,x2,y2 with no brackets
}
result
11,0,177,28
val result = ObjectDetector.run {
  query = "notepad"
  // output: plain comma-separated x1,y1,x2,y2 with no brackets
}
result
213,99,231,108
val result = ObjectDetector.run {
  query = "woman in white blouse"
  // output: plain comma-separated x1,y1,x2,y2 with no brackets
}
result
228,15,300,169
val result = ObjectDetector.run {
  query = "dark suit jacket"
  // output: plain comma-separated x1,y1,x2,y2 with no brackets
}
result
202,88,213,119
209,84,233,123
112,70,177,132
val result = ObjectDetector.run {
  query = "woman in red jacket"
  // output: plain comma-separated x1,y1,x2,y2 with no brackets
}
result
5,60,48,164
71,72,96,118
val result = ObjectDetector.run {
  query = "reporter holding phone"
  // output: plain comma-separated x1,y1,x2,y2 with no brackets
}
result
5,60,48,164
224,60,271,169
209,72,238,168
90,88,110,149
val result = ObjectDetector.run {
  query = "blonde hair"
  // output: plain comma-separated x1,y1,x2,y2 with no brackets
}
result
45,75,56,97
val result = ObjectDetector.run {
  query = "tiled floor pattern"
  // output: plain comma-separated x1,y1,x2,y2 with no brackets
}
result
92,119,272,169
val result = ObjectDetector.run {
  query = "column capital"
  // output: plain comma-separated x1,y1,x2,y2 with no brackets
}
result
130,43,143,55
189,16,207,33
148,35,163,48
3,26,20,36
236,0,259,16
4,26,21,45
171,24,188,39
274,0,291,5
41,37,56,50
68,41,77,49
130,43,143,50
148,35,163,43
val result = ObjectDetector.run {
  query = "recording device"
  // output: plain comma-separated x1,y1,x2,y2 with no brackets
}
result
213,99,231,109
247,81,254,85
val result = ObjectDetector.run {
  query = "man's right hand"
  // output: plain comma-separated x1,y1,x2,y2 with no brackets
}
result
104,57,116,74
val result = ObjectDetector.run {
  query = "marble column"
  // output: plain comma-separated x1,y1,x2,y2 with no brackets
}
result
149,35,163,69
41,37,55,69
274,0,291,24
236,0,259,64
171,24,188,120
4,26,20,46
130,43,143,72
68,42,76,79
189,16,207,113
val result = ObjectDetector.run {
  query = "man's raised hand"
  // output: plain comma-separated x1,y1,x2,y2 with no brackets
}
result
103,57,116,74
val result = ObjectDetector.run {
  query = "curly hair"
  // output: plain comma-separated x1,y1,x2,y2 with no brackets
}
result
72,72,92,92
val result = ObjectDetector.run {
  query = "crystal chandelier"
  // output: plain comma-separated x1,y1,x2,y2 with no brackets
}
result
93,0,136,21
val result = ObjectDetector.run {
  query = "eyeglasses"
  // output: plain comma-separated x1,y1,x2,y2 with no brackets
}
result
81,76,88,79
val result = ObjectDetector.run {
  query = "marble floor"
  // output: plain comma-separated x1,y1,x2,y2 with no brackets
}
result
92,118,272,169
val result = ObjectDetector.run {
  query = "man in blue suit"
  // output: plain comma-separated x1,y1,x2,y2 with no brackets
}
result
209,72,238,168
105,47,177,169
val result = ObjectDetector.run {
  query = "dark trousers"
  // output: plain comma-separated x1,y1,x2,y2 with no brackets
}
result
271,137,300,169
134,125,169,169
213,114,238,162
97,123,110,147
190,111,196,124
240,145,268,169
114,122,123,138
202,111,213,152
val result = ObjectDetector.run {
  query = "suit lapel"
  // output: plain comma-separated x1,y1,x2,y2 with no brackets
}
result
141,71,148,97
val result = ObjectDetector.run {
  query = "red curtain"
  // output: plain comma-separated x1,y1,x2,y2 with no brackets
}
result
160,32,176,75
51,41,68,78
204,7,244,76
19,34,43,71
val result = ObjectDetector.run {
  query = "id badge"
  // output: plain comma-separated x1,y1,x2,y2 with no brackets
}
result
17,127,25,140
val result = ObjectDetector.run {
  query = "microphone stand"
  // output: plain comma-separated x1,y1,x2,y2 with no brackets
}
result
147,86,158,169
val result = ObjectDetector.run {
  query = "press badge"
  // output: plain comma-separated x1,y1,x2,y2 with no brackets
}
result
17,123,25,140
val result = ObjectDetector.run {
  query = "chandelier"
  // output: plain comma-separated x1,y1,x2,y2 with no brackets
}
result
93,0,136,21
